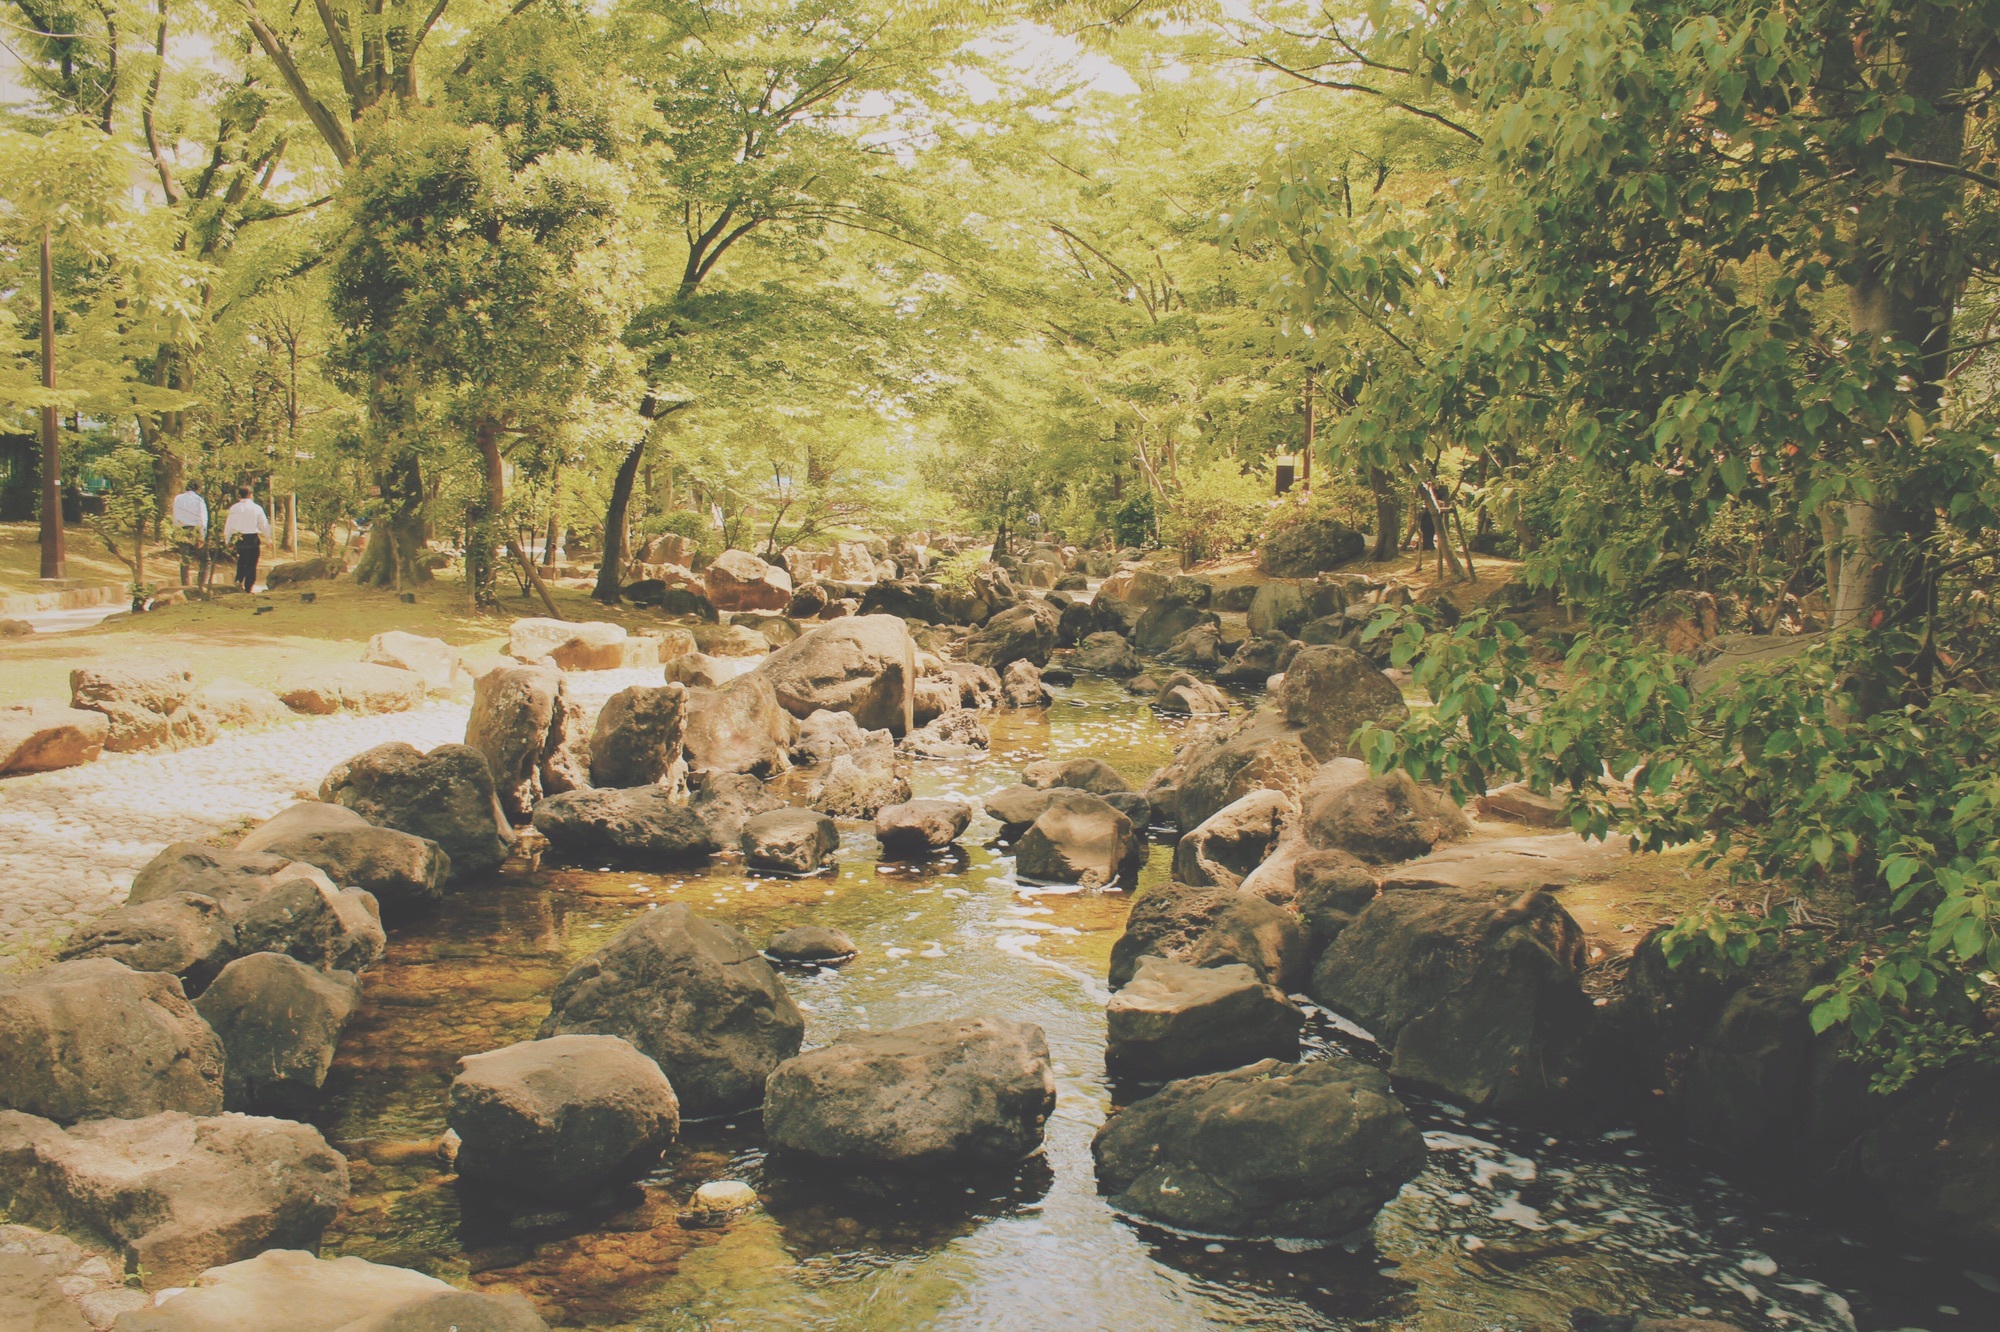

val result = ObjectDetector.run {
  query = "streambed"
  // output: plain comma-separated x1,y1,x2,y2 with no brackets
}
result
308,680,1999,1330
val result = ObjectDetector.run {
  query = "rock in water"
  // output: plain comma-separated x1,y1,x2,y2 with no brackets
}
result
1107,881,1309,992
231,873,385,974
757,615,917,736
194,953,359,1113
1312,885,1593,1113
1274,645,1409,761
790,708,888,764
874,799,973,854
1091,1056,1425,1238
1144,710,1320,833
963,601,1059,671
447,1035,679,1198
1154,671,1231,716
1020,756,1130,795
1303,769,1470,864
110,1249,547,1331
126,841,296,907
56,893,238,996
1074,630,1142,678
531,786,719,864
238,803,448,918
1000,658,1053,707
1014,792,1146,889
681,673,797,778
899,708,991,759
587,684,689,788
539,905,803,1117
764,926,858,963
763,1016,1056,1167
320,742,515,882
1106,958,1302,1081
0,1110,349,1286
810,752,911,820
741,808,840,875
464,665,587,823
0,959,225,1123
1172,789,1296,890
686,771,785,846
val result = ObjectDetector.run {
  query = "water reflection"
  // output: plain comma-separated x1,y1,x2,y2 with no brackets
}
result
311,679,1999,1330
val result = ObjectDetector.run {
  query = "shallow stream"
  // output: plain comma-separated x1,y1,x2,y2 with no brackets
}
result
309,680,2000,1330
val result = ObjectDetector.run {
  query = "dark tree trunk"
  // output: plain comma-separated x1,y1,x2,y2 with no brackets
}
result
353,455,432,589
1369,468,1399,560
593,433,647,605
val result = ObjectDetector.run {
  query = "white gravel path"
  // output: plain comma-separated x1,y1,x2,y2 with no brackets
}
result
0,667,663,967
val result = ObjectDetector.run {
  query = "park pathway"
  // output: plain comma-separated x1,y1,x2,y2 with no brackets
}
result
0,667,659,967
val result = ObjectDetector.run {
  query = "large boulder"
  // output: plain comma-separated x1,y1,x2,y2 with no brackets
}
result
790,708,889,764
757,615,917,735
874,798,973,854
741,808,840,875
547,623,653,672
0,704,106,775
681,674,796,778
1172,789,1295,890
1000,658,1053,708
0,959,224,1123
55,894,238,996
665,652,737,689
0,1220,150,1330
447,1034,679,1198
984,784,1061,836
193,954,359,1113
538,905,804,1116
1131,596,1218,655
464,666,589,824
1311,885,1593,1113
109,1250,543,1332
0,1110,348,1287
1091,1056,1426,1238
810,752,912,820
236,803,448,918
1303,769,1469,864
1108,881,1310,992
320,742,515,882
1097,565,1171,611
69,661,214,752
686,771,785,846
943,661,1003,709
1217,634,1296,686
912,676,960,726
763,1016,1056,1167
1106,957,1302,1081
1073,631,1141,678
1246,582,1309,639
1856,1061,2000,1251
126,843,296,911
1378,833,1628,894
1292,849,1380,945
963,600,1059,671
231,874,385,974
360,632,465,695
531,786,718,864
1144,710,1319,832
1260,515,1365,577
900,708,991,759
1154,671,1230,716
1014,792,1146,889
704,549,793,612
1275,645,1409,761
1020,756,1130,795
587,684,687,788
276,664,426,717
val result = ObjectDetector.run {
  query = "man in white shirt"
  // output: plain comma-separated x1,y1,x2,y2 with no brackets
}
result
222,487,272,592
169,487,208,586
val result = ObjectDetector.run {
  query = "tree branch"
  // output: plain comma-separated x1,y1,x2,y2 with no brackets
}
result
1250,55,1482,142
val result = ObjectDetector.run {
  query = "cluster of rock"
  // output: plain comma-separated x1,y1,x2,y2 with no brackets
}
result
0,631,486,779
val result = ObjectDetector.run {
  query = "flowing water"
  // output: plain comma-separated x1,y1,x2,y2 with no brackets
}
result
309,680,2000,1330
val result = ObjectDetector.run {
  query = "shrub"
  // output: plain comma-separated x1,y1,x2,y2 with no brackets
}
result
1260,491,1365,576
1157,460,1268,568
1110,490,1156,549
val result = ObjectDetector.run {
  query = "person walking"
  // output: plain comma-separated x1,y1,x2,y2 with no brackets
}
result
222,486,271,593
169,485,208,586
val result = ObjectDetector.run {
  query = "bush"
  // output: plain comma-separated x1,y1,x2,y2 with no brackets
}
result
1157,459,1268,568
1110,490,1156,549
1260,492,1366,576
638,508,714,556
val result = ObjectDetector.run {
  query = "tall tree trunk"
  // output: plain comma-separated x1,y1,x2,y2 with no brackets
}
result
593,434,647,604
38,222,65,580
1368,467,1399,560
477,420,561,618
353,455,431,589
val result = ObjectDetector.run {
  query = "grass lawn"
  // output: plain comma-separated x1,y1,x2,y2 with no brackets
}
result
0,520,170,594
0,566,676,707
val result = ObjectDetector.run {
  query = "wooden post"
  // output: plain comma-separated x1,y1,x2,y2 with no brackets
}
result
1301,370,1315,491
38,221,65,580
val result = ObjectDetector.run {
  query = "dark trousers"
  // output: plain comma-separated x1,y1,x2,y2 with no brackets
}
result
235,535,261,591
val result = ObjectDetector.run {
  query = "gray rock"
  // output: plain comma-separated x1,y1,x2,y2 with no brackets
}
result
1132,596,1218,655
790,708,889,764
56,893,237,996
705,548,793,612
447,1034,679,1198
276,663,426,717
320,743,515,882
681,673,797,778
126,841,296,910
1293,849,1378,945
194,953,359,1113
1106,957,1302,1081
1144,711,1320,832
104,1249,471,1331
531,785,719,864
874,798,973,853
1014,792,1145,889
687,771,785,846
984,783,1060,835
1021,756,1131,795
1246,582,1309,638
765,926,858,963
1303,769,1470,864
464,665,587,824
1217,634,1295,686
237,803,448,918
758,615,917,736
0,960,224,1123
963,601,1059,671
1101,790,1155,830
1073,631,1141,678
1311,886,1593,1112
742,808,840,874
70,660,214,752
665,651,736,688
1000,658,1053,707
587,684,688,789
1164,622,1226,670
899,708,991,759
1275,645,1409,761
764,1016,1055,1167
0,1110,348,1287
943,661,1003,708
232,874,385,974
1155,671,1231,716
539,905,804,1117
1093,1056,1425,1238
912,676,960,726
1172,789,1295,890
1108,882,1310,993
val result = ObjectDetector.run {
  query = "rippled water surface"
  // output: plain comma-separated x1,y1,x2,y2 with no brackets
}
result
310,680,2000,1330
